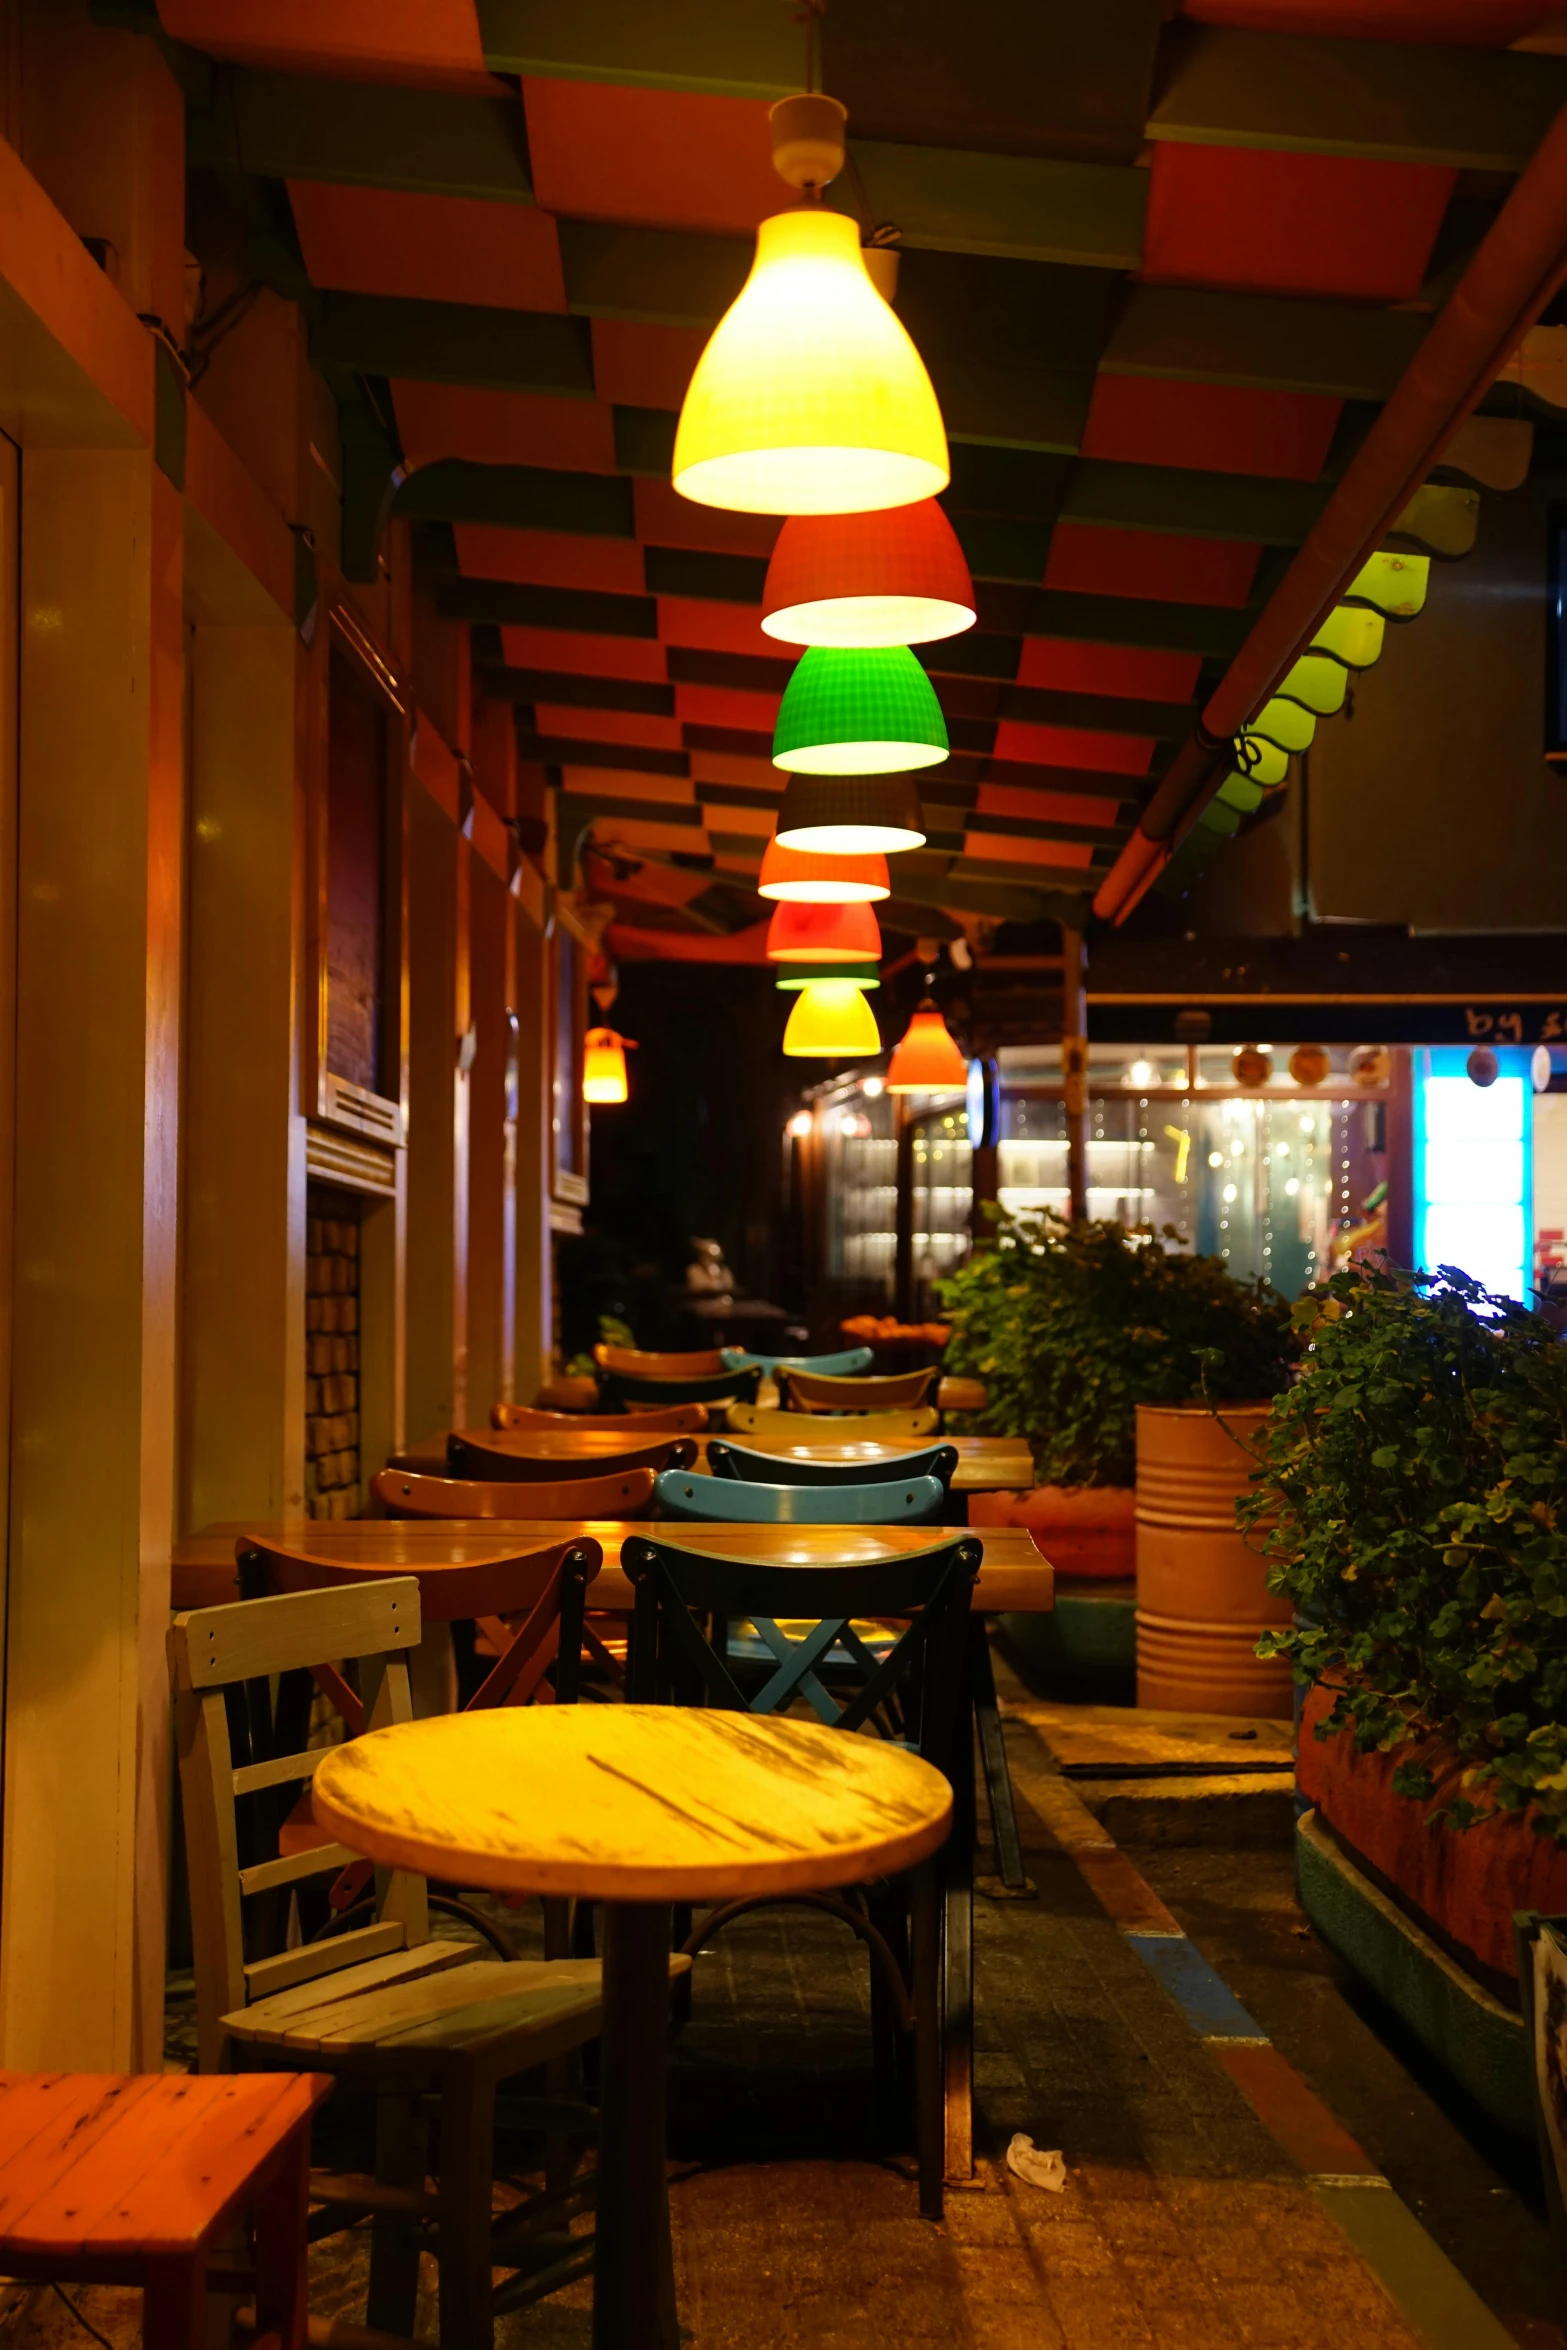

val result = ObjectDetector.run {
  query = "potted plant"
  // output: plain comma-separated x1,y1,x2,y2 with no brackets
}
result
1243,1260,1567,2123
939,1208,1295,1701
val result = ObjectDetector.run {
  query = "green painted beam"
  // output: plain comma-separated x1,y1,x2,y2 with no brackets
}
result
984,584,1249,661
478,665,675,716
839,140,1145,271
190,66,536,201
522,732,689,776
1148,23,1567,172
313,294,595,395
439,577,657,636
1103,285,1427,404
393,459,634,535
963,809,1127,847
1063,460,1328,545
475,0,801,97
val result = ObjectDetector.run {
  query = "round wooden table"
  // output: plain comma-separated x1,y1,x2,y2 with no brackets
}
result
313,1706,953,2350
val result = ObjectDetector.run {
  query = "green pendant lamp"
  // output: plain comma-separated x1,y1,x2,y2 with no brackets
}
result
772,645,948,776
774,958,880,989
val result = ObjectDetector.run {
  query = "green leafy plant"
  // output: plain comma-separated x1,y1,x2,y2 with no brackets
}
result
1244,1261,1567,1841
936,1208,1295,1486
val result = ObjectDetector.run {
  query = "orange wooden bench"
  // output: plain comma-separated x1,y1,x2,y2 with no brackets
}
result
0,2069,330,2350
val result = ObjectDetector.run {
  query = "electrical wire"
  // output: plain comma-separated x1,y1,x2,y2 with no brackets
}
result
49,2283,119,2350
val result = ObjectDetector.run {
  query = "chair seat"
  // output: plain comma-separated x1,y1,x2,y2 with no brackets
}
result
0,2071,329,2261
228,1942,609,2058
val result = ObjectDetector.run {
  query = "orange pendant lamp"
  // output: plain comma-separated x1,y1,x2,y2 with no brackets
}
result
761,499,975,647
583,1028,634,1104
782,979,881,1057
886,998,967,1091
758,837,889,902
766,899,882,963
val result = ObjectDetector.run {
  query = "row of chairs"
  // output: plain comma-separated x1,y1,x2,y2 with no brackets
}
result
589,1341,941,1416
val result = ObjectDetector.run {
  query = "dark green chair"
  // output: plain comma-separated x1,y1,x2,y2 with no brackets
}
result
706,1437,959,1492
598,1365,761,1410
653,1466,947,1526
622,1527,982,2219
719,1345,873,1379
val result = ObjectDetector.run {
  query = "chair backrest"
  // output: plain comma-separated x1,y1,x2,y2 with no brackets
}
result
623,1532,981,1770
372,1464,657,1520
706,1438,959,1492
447,1430,697,1482
719,1346,874,1379
170,1577,425,2069
594,1343,727,1376
724,1404,940,1445
237,1531,601,1710
492,1401,708,1433
599,1366,761,1409
654,1468,946,1525
777,1365,939,1413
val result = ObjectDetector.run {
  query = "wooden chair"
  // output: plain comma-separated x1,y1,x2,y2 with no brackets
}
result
447,1430,697,1483
724,1403,939,1445
598,1365,761,1410
719,1345,873,1379
491,1401,708,1433
707,1438,959,1492
170,1578,656,2349
373,1465,657,1521
654,1467,947,1526
622,1531,981,2219
0,2070,330,2350
593,1343,726,1377
777,1365,939,1413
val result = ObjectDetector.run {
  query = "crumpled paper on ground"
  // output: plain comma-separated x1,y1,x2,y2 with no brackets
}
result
1005,2133,1067,2191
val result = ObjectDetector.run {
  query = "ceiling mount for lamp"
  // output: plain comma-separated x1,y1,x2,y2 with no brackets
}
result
775,770,926,855
769,91,847,193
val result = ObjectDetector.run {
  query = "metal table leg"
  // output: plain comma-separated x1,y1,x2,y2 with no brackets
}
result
970,1624,1028,1892
595,1901,678,2350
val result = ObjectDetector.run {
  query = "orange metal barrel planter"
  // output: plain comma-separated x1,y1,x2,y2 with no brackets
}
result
1135,1403,1292,1718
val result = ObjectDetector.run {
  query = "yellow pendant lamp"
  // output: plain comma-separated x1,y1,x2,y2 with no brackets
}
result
782,979,881,1058
886,998,967,1091
583,1027,634,1104
672,97,948,517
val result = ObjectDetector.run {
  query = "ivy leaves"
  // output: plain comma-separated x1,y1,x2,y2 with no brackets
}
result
1244,1262,1567,1842
936,1207,1295,1487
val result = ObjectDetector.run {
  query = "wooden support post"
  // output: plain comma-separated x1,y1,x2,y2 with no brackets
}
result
1062,927,1089,1221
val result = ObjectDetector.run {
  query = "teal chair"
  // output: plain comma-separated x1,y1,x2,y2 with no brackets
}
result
598,1364,761,1410
654,1467,946,1526
720,1345,874,1379
707,1437,958,1492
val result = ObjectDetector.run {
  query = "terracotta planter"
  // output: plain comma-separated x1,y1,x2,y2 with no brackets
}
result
1135,1402,1292,1718
970,1483,1135,1580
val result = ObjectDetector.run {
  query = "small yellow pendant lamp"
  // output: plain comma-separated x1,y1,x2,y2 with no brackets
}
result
583,1027,634,1103
782,979,881,1057
672,96,948,517
886,998,967,1091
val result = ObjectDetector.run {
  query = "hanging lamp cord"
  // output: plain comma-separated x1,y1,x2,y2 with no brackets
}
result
789,0,826,93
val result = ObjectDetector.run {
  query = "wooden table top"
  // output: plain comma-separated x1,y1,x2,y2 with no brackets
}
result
311,1705,954,1902
398,1427,1033,1496
172,1520,1054,1615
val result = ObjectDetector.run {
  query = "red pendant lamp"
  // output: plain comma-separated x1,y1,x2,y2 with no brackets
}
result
886,998,967,1091
766,899,882,963
758,837,890,903
760,499,975,648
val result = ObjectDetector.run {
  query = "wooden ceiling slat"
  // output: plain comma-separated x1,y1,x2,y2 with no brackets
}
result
476,0,801,98
1148,23,1567,171
191,67,537,202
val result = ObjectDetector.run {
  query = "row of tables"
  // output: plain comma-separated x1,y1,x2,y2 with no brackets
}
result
172,1408,1047,2348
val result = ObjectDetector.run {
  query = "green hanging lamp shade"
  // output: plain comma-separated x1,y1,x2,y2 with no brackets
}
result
772,645,949,776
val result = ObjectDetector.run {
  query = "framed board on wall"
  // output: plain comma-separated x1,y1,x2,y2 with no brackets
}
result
307,607,408,1150
550,905,589,1216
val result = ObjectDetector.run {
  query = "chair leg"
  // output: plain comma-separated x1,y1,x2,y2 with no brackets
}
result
141,2254,205,2350
367,2089,425,2338
436,2068,496,2350
943,1713,976,2188
970,1623,1028,1891
251,2122,313,2350
911,1859,944,2222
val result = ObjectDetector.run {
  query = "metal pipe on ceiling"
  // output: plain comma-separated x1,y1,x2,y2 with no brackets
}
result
1092,99,1567,929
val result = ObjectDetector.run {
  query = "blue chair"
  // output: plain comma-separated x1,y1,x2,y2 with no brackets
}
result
654,1467,946,1525
720,1345,874,1380
707,1437,958,1492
